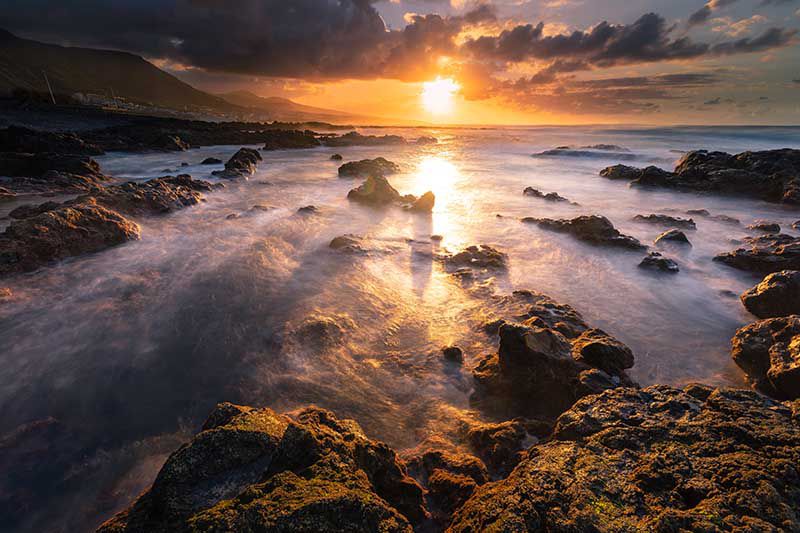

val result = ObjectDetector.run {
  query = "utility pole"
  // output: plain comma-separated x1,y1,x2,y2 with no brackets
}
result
42,70,56,105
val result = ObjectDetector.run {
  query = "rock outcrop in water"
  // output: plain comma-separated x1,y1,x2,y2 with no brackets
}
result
714,234,800,273
347,175,434,212
262,130,320,150
600,148,800,205
523,187,575,204
338,157,400,178
450,385,800,532
521,215,645,250
639,252,680,273
323,132,407,148
98,403,426,533
633,214,696,230
731,316,800,400
0,153,111,193
748,220,781,234
654,229,692,247
0,202,140,277
212,148,263,179
741,270,800,318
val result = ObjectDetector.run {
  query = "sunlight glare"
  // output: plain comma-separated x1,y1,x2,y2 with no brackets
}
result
421,77,460,115
414,156,459,199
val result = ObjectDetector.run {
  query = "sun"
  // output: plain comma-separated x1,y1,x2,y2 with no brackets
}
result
421,77,460,115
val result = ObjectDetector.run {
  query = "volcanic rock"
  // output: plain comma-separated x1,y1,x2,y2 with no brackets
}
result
338,157,400,178
638,251,679,273
347,175,403,206
748,220,781,233
741,270,800,318
262,130,320,150
731,316,800,399
633,214,696,230
200,157,222,165
324,132,407,148
212,148,262,179
654,229,691,246
0,125,104,155
522,215,645,250
407,191,435,212
714,234,800,273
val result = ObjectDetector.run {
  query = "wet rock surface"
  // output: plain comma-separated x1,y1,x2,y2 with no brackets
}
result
633,214,696,230
741,270,800,318
338,157,400,178
601,148,800,204
639,251,680,273
654,229,691,246
450,385,800,532
211,148,263,179
200,157,222,165
732,316,800,400
407,191,435,212
0,202,141,277
347,175,403,205
523,187,576,204
714,234,800,273
440,245,509,272
522,215,645,250
748,220,781,233
0,152,111,193
98,404,425,533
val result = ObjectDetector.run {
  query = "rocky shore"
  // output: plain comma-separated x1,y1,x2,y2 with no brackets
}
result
2,122,800,532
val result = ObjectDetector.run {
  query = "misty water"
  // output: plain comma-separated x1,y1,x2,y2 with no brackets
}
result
2,125,800,531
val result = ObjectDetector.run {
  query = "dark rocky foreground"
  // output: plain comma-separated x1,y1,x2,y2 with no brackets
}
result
600,148,800,204
715,234,800,273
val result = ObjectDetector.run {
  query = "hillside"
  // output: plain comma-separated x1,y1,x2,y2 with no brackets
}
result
0,29,235,113
218,90,381,124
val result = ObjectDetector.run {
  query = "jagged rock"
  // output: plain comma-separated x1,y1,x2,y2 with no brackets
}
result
262,130,320,150
212,148,262,179
200,157,222,165
426,470,476,515
602,148,800,204
748,220,781,233
407,191,435,212
98,404,426,533
0,153,110,193
522,215,645,250
741,270,800,318
0,125,104,155
347,175,402,206
523,187,573,203
330,153,343,161
714,234,800,273
731,316,800,399
450,385,800,532
465,419,532,475
442,346,464,364
0,202,140,277
633,214,696,230
638,251,680,273
471,322,635,420
685,209,741,225
324,132,406,148
654,229,691,246
338,157,400,178
402,438,489,487
599,164,641,180
441,245,508,271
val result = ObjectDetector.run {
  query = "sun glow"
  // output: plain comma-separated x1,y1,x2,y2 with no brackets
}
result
421,77,460,115
413,156,459,199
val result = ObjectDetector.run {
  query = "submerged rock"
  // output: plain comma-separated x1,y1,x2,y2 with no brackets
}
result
633,214,696,230
601,148,800,205
654,229,691,246
638,251,680,273
0,203,140,277
442,346,464,364
523,187,574,204
450,385,800,532
330,234,367,254
98,404,426,533
522,215,645,250
324,132,407,148
732,316,800,400
338,157,400,178
441,245,508,271
200,157,222,165
212,148,263,179
741,270,800,318
297,205,319,215
330,153,343,161
714,234,800,273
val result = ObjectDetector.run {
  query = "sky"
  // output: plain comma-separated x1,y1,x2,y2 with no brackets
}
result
2,0,799,124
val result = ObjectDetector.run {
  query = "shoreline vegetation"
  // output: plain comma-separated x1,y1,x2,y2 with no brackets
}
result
1,113,799,532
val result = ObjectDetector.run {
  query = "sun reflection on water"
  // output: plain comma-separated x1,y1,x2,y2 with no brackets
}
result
412,155,460,200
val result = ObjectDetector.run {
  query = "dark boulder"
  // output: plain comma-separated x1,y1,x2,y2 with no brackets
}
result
80,175,217,216
731,316,800,399
522,215,645,250
633,214,696,230
599,164,641,180
441,245,508,271
571,328,635,375
200,157,222,165
450,385,800,532
741,270,800,318
0,125,104,155
212,148,263,179
748,220,781,233
0,152,110,193
338,157,400,178
654,229,691,246
442,346,464,364
324,132,407,148
347,176,402,206
407,191,435,212
330,153,343,161
714,234,800,273
638,251,679,273
523,187,574,203
0,202,140,277
98,404,426,533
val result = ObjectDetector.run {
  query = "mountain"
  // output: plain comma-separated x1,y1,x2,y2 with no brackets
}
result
0,29,234,113
218,90,379,124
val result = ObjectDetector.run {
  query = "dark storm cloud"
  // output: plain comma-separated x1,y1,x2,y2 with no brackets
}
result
710,27,798,54
688,0,740,28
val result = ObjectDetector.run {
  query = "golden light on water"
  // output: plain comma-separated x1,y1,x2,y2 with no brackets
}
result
413,156,459,200
421,77,460,115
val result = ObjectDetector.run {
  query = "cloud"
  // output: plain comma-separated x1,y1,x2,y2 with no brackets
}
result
688,0,740,28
